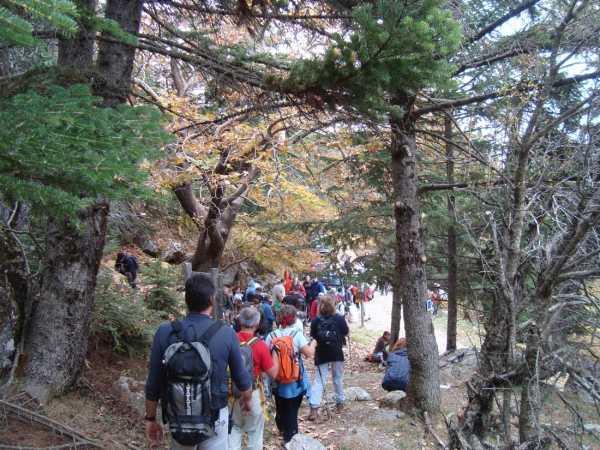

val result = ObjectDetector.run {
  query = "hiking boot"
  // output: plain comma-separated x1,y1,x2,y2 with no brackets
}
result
308,407,319,421
336,402,344,413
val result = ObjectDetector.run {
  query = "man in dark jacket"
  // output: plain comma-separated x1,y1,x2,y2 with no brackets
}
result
308,295,349,420
115,252,138,289
310,276,325,302
144,273,253,449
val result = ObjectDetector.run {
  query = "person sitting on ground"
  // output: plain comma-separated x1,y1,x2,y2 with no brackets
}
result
114,252,138,289
381,338,410,392
365,331,390,362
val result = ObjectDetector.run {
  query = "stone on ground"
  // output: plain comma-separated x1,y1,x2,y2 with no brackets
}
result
379,390,406,409
287,434,326,450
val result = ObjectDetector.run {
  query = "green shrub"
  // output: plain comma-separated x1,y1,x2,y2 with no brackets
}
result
91,269,164,356
142,260,185,320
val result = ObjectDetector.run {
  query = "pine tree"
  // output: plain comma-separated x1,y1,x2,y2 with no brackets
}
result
0,84,172,220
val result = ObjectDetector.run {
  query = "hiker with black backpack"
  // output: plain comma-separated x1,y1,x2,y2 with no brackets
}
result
228,307,278,450
265,304,317,446
144,273,253,450
308,295,349,421
114,252,139,289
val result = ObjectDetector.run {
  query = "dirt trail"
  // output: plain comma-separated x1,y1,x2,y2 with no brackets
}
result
350,290,471,353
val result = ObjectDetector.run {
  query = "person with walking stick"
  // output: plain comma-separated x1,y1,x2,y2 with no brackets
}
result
308,295,349,421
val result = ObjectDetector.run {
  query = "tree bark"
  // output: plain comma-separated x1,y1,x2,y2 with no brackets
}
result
22,0,143,404
445,116,458,351
390,93,440,417
94,0,143,108
57,0,97,70
390,280,402,347
0,227,31,377
24,202,108,403
170,58,187,96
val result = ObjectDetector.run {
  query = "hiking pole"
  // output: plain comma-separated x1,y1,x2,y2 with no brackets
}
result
348,334,354,377
315,356,333,420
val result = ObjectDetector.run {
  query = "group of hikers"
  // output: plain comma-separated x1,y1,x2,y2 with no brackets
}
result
143,270,411,450
220,272,378,333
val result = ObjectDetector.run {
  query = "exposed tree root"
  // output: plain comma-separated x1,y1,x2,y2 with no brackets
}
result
424,411,447,448
0,399,104,449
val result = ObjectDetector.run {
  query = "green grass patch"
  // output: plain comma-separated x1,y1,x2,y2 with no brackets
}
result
349,327,381,346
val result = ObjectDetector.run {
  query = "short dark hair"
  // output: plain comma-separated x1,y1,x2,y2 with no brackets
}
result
184,274,215,312
116,252,125,261
291,285,299,292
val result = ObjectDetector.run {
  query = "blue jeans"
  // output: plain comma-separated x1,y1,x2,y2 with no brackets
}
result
310,361,344,407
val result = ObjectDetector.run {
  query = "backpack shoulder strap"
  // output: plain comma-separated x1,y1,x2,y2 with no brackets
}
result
199,322,223,345
170,320,184,340
246,336,260,347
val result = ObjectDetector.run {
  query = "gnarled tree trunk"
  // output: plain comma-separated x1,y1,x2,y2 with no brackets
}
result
23,0,143,403
24,202,108,403
0,226,31,377
390,93,440,417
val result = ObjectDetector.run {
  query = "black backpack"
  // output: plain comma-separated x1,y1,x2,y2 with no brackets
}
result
229,336,259,397
316,315,343,350
161,322,222,446
129,255,139,271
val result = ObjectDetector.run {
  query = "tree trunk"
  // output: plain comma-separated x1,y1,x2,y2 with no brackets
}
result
23,0,142,403
460,293,513,440
0,227,31,377
174,177,252,272
170,58,187,96
57,0,97,70
24,202,108,403
94,0,143,108
390,280,402,347
445,116,458,351
390,94,440,417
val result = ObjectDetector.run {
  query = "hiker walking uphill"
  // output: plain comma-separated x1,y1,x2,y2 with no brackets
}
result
144,273,253,450
114,252,139,289
228,307,278,450
309,295,349,420
265,304,317,446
